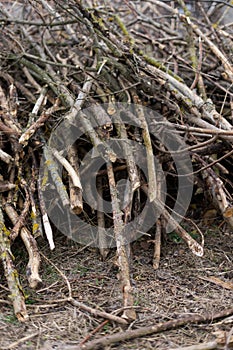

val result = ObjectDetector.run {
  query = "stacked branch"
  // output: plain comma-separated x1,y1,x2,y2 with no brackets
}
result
0,0,233,321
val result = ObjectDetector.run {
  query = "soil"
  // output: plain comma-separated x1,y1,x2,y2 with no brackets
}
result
0,225,232,350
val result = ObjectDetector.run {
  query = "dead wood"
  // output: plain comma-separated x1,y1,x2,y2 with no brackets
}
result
0,205,28,322
64,307,233,350
0,0,233,327
107,161,136,321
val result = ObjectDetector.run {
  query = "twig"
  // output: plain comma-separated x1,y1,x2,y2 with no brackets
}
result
0,121,20,136
79,320,109,346
51,148,82,190
40,252,72,298
132,93,157,202
0,149,14,164
74,307,233,350
142,59,232,130
107,161,136,321
197,275,233,290
37,171,55,250
70,298,128,325
114,110,140,193
68,145,83,215
78,110,117,162
188,18,233,83
10,180,30,241
0,181,16,192
198,156,233,230
42,146,70,208
1,332,40,350
141,185,204,257
167,341,218,350
153,163,165,269
0,203,28,322
153,217,162,270
3,199,42,288
19,96,60,147
96,175,109,259
28,161,42,238
64,56,97,122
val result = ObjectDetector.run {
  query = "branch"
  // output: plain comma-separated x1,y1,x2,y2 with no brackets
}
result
107,161,136,321
0,203,28,322
74,307,233,350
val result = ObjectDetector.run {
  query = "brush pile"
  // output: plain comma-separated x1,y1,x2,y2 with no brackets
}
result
0,0,233,321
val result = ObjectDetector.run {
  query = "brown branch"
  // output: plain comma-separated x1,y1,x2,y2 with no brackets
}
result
10,180,30,241
68,145,83,215
132,93,157,202
107,161,136,321
0,181,16,192
0,203,29,322
79,320,109,347
19,97,60,147
141,185,204,257
75,307,233,350
0,121,20,136
37,169,55,250
0,332,40,350
70,298,128,326
96,175,109,259
0,149,14,164
3,199,42,288
197,155,233,230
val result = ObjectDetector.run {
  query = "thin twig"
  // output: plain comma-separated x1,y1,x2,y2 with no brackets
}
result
75,307,233,350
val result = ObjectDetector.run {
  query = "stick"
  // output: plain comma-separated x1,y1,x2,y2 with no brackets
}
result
0,149,14,164
153,217,162,270
70,298,128,326
0,204,29,322
0,332,40,350
10,180,30,240
37,170,55,250
51,148,82,190
143,59,232,131
3,199,42,288
96,175,109,259
68,145,83,215
107,161,136,321
153,163,164,269
114,111,140,192
0,181,16,192
202,162,233,229
19,96,60,147
75,307,233,350
132,93,157,202
141,185,204,257
42,146,70,208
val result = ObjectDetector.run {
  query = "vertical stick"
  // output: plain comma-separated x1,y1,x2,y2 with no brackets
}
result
96,175,109,259
68,144,83,215
107,162,136,321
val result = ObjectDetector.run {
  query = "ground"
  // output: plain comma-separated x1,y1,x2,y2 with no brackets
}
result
0,225,232,350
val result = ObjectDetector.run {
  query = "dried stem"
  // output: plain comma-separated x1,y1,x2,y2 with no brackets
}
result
107,161,136,321
96,175,109,259
0,204,28,322
2,199,42,288
73,307,233,350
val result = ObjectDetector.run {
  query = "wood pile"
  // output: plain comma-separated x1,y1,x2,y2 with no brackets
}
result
0,0,233,322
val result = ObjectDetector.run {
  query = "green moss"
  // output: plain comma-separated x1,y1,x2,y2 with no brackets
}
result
139,51,183,82
115,15,134,51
